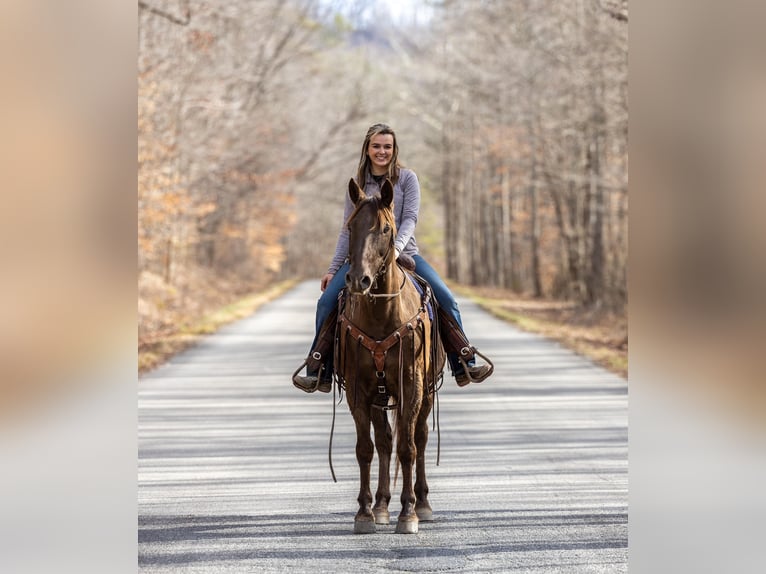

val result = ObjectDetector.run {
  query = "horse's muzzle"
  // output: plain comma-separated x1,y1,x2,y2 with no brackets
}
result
345,271,372,295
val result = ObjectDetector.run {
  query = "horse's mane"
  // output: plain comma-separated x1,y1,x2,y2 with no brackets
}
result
346,195,397,235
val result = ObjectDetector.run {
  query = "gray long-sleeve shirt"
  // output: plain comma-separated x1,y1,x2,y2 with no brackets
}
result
327,168,420,275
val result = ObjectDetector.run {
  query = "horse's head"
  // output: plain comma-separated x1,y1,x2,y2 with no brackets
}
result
345,178,396,296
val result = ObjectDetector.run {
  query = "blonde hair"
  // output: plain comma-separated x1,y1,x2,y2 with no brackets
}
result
355,123,401,187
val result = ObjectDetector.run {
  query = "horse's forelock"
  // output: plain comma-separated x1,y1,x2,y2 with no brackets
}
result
376,200,396,233
346,196,397,235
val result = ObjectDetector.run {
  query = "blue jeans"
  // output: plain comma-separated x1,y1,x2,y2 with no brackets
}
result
309,255,471,375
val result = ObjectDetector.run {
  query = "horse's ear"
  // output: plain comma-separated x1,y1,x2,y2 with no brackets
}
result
380,179,394,208
348,178,364,205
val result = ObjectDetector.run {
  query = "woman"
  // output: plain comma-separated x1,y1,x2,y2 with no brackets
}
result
293,123,492,393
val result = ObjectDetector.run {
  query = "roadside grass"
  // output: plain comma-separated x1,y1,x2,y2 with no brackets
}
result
139,279,299,375
139,278,627,380
452,284,627,379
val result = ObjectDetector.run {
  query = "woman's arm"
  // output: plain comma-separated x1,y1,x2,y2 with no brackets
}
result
326,193,355,275
395,170,420,254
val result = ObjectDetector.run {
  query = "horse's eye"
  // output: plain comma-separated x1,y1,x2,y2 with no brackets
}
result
383,224,391,233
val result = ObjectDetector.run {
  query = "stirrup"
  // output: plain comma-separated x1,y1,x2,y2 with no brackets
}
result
457,347,494,384
292,360,331,393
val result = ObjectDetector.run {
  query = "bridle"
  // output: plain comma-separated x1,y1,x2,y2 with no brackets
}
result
347,207,404,300
365,238,407,299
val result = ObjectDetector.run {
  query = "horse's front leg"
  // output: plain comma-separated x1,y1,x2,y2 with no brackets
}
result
414,388,433,522
395,389,422,534
371,407,392,525
352,408,376,534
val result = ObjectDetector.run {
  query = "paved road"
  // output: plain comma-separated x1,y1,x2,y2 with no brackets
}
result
139,280,627,573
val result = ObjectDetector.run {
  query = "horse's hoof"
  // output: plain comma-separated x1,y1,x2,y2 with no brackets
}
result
373,508,390,525
415,505,433,522
354,518,376,534
395,517,419,534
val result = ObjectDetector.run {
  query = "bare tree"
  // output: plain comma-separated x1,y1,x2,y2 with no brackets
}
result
138,0,628,347
417,0,627,308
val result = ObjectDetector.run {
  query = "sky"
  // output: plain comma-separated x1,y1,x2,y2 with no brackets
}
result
322,0,434,26
386,0,434,24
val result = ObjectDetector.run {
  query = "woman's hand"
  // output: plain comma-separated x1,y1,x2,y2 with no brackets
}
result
320,273,334,292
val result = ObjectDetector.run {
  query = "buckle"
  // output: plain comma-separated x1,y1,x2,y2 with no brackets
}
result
312,351,322,360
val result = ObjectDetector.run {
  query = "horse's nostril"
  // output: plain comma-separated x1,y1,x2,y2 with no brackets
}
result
345,272,371,293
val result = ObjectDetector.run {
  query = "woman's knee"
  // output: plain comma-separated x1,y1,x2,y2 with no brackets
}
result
441,293,460,314
413,256,458,310
316,289,339,319
316,300,333,321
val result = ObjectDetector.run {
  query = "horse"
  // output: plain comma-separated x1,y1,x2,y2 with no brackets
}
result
335,177,445,534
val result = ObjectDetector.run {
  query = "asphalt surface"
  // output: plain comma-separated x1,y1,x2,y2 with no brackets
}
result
138,280,628,573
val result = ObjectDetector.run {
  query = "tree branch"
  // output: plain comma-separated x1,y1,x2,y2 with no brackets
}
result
599,0,628,23
138,1,191,26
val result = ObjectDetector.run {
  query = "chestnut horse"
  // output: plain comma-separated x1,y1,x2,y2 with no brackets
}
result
336,178,444,534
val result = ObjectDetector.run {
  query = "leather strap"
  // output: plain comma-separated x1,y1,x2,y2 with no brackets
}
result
339,308,428,372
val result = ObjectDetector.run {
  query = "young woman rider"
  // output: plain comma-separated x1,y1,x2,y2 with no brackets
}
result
293,123,492,393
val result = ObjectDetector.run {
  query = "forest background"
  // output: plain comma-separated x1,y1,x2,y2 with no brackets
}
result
138,0,628,373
